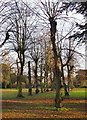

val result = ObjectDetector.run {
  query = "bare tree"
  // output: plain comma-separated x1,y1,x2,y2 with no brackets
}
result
28,61,32,95
36,0,86,109
0,0,11,47
29,39,40,94
0,0,38,97
38,0,66,109
0,31,10,48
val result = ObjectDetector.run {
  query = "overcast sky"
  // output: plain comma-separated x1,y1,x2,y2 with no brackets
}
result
0,0,86,71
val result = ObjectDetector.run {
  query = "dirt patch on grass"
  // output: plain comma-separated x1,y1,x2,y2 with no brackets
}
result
2,110,87,118
2,99,87,118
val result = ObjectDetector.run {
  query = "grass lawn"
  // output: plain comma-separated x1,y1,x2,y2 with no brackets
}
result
1,88,87,119
2,88,87,99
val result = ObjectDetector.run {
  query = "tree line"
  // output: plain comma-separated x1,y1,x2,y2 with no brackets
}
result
0,0,86,110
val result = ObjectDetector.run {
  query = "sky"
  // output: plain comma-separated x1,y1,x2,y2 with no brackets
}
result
0,0,86,72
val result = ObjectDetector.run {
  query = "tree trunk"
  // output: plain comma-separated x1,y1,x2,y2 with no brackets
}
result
35,61,39,94
50,68,54,91
62,66,69,96
40,45,43,93
49,17,61,109
17,62,24,97
16,60,19,89
45,65,49,92
17,76,23,97
67,65,71,94
28,61,32,95
60,57,69,96
40,62,43,93
44,72,46,92
54,62,61,109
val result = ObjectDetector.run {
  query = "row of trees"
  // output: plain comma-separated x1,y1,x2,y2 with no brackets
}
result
0,0,86,110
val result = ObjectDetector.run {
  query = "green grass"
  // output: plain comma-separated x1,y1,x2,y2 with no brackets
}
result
69,88,86,98
1,88,86,100
2,89,55,100
2,88,86,118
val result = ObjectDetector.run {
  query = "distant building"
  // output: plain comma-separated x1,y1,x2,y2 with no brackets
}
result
74,69,87,87
77,69,87,80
